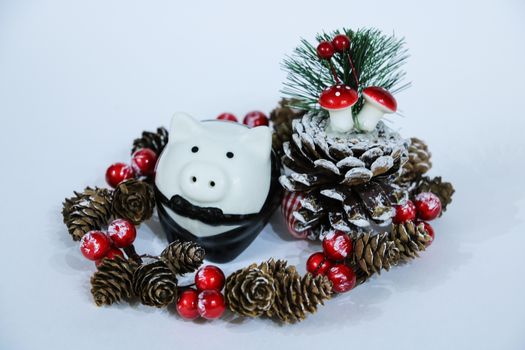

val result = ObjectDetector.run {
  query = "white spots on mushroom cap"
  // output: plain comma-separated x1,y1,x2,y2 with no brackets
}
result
335,91,341,97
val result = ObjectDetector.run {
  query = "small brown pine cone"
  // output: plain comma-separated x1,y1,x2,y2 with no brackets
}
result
353,232,400,276
62,187,113,241
265,264,332,323
258,259,288,277
225,263,276,317
399,138,432,183
270,99,305,154
412,176,455,213
133,260,178,307
300,273,333,314
160,240,205,275
265,265,303,323
131,127,169,157
390,221,432,262
90,256,138,306
112,179,155,225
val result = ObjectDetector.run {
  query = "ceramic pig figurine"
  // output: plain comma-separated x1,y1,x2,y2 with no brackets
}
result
155,113,280,262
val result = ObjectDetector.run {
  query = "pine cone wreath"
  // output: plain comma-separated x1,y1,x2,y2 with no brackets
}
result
279,112,408,239
131,127,169,157
398,137,432,183
270,99,306,154
353,231,400,276
133,260,178,307
90,256,138,306
390,221,432,262
160,240,205,275
62,187,113,241
112,179,155,225
412,176,455,213
263,261,333,323
225,263,276,318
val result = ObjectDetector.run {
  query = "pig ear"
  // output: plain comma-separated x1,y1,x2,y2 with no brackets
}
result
169,112,203,143
239,126,272,159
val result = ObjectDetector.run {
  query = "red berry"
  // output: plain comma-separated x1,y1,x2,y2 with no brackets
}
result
418,221,435,246
393,200,417,223
95,248,124,267
243,111,269,128
326,264,356,293
197,290,226,320
217,113,238,122
316,41,335,59
195,265,225,292
306,252,333,276
107,218,137,248
414,192,442,221
131,148,157,176
80,231,111,261
176,289,200,320
105,162,135,188
322,231,352,261
332,34,350,52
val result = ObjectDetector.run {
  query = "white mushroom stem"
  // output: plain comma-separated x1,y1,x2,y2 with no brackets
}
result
356,103,389,132
327,106,354,133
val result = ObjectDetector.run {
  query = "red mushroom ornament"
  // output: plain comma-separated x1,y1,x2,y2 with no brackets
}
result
319,84,358,133
356,87,397,132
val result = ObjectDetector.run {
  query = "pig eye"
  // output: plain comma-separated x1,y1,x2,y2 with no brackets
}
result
226,152,234,159
191,146,199,153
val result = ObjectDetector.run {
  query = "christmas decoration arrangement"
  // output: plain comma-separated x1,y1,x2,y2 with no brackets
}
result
61,27,454,323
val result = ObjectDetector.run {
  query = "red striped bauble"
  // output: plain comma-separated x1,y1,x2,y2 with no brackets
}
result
281,191,311,239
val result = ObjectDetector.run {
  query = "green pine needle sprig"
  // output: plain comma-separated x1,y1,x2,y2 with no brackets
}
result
282,28,410,115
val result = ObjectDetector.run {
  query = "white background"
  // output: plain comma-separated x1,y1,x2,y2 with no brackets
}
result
1,1,524,349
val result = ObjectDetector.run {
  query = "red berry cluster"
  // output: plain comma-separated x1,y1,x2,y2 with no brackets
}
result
105,148,158,188
306,231,356,293
80,219,137,265
393,192,442,245
176,265,226,320
316,34,358,87
216,111,269,128
316,34,351,60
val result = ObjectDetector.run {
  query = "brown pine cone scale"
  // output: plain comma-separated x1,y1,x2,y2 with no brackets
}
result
62,187,113,241
263,260,332,323
390,221,432,262
131,127,169,156
225,263,276,318
399,137,432,183
270,99,306,154
90,256,138,306
160,240,205,275
112,179,155,225
354,231,400,276
133,260,178,307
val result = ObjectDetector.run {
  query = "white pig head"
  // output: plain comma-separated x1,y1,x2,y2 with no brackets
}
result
155,112,272,237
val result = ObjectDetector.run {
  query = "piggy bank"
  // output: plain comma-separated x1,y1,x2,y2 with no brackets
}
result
155,113,281,262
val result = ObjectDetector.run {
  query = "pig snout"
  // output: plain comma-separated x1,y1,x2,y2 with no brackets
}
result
179,162,228,203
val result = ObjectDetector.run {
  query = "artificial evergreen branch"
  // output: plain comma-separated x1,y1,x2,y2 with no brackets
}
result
282,28,410,114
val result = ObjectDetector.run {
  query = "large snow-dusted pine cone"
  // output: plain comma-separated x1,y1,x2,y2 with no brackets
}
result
279,112,409,239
